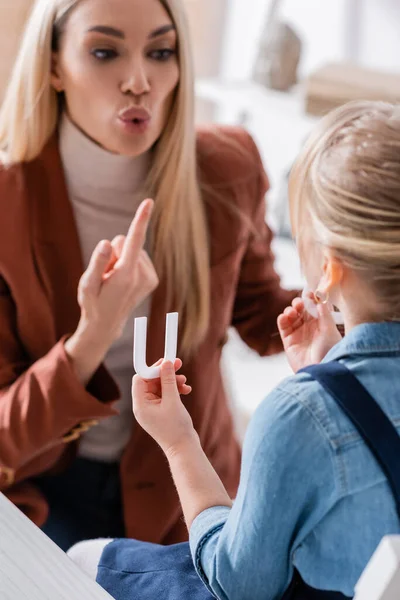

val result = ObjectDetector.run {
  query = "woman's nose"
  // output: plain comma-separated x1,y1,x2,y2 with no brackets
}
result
120,63,150,96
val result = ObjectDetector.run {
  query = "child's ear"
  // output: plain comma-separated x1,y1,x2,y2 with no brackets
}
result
50,52,64,93
317,254,344,297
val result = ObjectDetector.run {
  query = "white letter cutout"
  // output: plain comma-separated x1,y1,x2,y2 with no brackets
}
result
133,312,178,379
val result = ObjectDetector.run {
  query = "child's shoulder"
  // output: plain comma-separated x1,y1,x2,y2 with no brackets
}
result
251,372,340,452
242,375,339,495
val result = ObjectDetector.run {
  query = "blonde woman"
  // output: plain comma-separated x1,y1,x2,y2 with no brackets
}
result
0,0,295,550
74,100,400,599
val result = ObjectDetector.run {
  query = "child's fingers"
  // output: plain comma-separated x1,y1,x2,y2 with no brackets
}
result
292,297,305,315
178,383,192,395
145,373,187,395
148,357,182,371
174,358,183,371
284,306,298,320
160,361,181,399
277,313,294,336
142,359,184,386
284,306,304,327
132,374,157,405
278,309,304,337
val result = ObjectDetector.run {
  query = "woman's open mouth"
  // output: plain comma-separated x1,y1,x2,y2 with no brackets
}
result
118,107,151,135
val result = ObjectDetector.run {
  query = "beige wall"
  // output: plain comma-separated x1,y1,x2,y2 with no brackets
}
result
185,0,227,78
0,0,34,102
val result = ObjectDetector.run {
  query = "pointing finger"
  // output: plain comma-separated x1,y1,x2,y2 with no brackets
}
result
119,199,154,268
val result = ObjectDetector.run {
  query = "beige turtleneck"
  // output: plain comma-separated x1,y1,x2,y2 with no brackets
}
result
59,113,152,462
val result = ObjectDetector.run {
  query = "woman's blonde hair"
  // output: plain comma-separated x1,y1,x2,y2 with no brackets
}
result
0,0,209,355
290,100,400,320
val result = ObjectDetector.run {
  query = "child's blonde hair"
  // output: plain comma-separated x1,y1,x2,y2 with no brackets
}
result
290,100,400,320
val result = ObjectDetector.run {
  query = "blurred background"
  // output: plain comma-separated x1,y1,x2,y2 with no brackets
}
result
2,0,400,437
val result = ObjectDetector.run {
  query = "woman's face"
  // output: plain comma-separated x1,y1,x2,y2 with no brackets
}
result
51,0,180,155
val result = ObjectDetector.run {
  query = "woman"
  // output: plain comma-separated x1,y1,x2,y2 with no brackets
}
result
0,0,295,550
73,101,400,599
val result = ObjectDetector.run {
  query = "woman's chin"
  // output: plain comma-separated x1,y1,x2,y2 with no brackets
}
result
99,134,154,158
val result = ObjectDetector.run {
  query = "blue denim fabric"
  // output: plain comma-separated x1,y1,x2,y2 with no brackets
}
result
190,322,400,599
97,539,214,600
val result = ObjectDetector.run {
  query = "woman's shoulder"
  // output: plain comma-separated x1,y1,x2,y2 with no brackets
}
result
0,159,25,216
0,136,57,206
0,151,47,263
196,124,265,187
0,157,21,179
0,160,30,267
0,155,29,210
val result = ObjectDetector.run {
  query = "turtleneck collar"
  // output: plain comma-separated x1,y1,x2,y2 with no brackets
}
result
59,112,151,210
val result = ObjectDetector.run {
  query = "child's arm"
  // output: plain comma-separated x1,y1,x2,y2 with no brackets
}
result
132,366,337,599
165,434,232,529
132,362,232,528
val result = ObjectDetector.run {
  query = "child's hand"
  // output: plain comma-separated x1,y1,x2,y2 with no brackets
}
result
277,297,342,373
132,359,197,455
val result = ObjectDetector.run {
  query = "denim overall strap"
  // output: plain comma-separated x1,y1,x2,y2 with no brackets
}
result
301,361,400,520
282,360,400,600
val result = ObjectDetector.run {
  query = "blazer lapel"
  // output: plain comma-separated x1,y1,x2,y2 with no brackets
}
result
26,135,83,338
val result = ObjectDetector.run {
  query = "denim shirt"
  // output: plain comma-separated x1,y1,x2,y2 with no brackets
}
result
189,322,400,600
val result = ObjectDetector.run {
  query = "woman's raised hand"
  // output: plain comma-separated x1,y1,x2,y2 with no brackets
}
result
65,199,159,385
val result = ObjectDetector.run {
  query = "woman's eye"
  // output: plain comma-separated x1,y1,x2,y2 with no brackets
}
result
149,49,175,62
91,48,118,61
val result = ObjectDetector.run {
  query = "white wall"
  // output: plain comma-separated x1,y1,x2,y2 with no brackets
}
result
359,0,400,72
186,0,228,77
219,0,400,82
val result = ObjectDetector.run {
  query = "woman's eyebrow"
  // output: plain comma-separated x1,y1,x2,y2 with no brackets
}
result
87,25,125,39
148,24,176,39
86,24,175,40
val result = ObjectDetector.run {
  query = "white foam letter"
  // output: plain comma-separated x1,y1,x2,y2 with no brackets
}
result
133,312,178,379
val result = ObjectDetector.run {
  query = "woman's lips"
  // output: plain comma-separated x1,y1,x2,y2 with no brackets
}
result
118,117,151,134
118,107,152,135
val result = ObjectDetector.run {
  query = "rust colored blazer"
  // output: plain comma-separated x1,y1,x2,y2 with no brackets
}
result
0,126,296,544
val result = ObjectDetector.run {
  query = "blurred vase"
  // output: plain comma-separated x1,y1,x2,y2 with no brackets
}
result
253,2,302,92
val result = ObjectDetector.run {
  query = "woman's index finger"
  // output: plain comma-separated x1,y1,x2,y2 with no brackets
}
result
120,199,154,266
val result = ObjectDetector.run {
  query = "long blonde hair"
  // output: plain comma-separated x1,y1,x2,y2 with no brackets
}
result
0,0,209,356
290,100,400,320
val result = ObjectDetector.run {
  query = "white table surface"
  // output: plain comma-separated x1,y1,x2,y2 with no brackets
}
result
0,492,112,599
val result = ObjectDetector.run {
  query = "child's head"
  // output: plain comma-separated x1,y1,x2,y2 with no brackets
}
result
289,100,400,324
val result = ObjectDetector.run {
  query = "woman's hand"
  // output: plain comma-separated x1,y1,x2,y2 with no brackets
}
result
277,297,342,373
132,360,196,455
65,199,159,385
